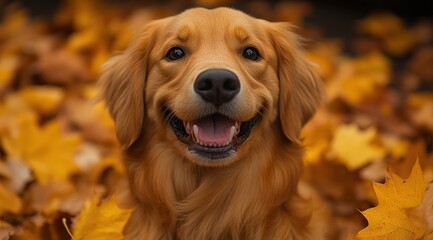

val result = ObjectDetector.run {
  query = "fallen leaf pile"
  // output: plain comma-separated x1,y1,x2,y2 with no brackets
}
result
0,1,432,239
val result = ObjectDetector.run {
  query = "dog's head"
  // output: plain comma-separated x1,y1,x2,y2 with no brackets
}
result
100,8,323,166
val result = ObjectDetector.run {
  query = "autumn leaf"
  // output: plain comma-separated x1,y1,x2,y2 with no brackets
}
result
326,51,391,104
0,54,18,90
2,158,33,192
357,12,405,38
410,100,433,132
0,112,80,183
19,86,65,115
302,109,339,164
0,183,22,214
331,124,385,170
0,8,28,40
357,12,415,56
36,49,91,85
305,41,341,80
66,29,100,52
342,52,391,103
0,220,14,239
381,134,410,160
357,159,428,239
71,194,133,240
0,160,11,179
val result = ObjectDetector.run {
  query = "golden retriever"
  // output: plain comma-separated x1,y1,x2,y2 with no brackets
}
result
100,7,332,240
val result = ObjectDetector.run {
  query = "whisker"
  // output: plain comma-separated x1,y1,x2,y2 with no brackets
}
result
161,103,178,122
258,105,268,117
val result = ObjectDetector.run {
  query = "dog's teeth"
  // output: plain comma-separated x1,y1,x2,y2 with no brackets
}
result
186,122,191,132
229,126,235,142
193,125,199,142
235,122,239,130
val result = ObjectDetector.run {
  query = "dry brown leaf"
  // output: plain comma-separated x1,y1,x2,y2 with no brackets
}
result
0,220,15,240
24,180,75,215
36,49,91,85
3,158,32,192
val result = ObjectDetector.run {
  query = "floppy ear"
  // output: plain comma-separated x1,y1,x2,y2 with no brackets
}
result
270,23,324,144
99,22,159,149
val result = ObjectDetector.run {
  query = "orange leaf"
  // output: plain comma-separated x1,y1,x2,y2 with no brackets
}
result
357,159,428,239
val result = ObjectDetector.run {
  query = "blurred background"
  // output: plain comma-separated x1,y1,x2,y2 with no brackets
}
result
0,0,432,239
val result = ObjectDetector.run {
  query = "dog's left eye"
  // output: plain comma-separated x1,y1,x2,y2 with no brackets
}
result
166,47,185,61
242,47,260,61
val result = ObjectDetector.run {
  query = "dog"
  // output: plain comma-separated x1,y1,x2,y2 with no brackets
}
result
100,7,332,240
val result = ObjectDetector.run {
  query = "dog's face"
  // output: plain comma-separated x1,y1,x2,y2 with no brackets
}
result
100,8,322,167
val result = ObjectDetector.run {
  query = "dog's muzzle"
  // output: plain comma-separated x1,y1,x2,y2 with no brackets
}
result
163,69,262,161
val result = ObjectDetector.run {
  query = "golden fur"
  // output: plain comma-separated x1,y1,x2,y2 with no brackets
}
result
100,7,332,240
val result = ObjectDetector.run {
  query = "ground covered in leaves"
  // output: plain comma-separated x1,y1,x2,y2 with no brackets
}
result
0,1,433,239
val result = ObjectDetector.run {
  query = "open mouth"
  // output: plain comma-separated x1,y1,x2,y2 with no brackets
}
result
163,108,262,160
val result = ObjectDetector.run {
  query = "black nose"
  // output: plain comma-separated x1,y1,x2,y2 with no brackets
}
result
194,69,240,107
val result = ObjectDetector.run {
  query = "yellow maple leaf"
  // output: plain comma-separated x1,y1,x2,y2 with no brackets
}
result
302,109,338,164
326,51,391,105
66,29,99,52
341,75,381,104
19,86,65,115
357,12,414,56
90,47,109,77
71,195,133,240
1,112,80,183
0,54,18,90
0,183,22,214
357,12,405,39
331,124,385,170
350,51,391,85
381,134,410,160
357,159,428,240
305,41,341,80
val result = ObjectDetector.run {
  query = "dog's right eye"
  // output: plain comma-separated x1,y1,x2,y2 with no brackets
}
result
166,47,185,61
242,47,260,61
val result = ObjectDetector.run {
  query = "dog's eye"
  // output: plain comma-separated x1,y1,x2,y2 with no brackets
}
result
166,47,185,61
242,47,260,61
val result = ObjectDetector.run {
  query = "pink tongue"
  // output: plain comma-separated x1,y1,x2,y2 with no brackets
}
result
192,115,235,145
